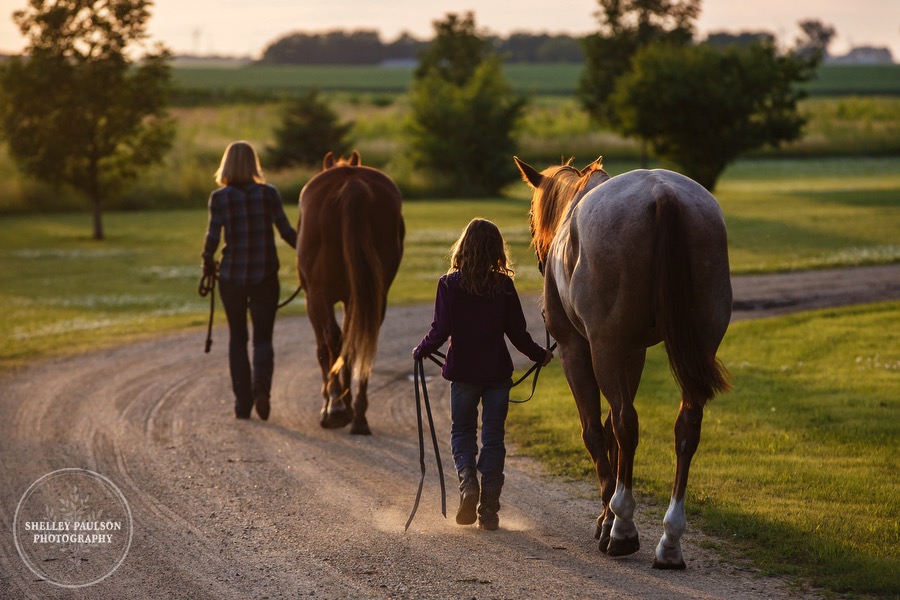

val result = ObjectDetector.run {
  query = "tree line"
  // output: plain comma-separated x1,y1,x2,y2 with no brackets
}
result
258,22,839,66
259,29,585,64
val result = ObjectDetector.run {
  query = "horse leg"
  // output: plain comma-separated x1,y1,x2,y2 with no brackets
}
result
556,338,616,552
596,349,646,558
598,411,618,550
653,400,703,569
350,374,371,435
307,295,351,429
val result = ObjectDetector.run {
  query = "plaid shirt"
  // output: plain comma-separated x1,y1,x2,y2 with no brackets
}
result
202,183,297,285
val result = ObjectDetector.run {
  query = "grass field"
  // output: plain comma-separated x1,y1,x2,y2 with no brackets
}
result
2,156,898,371
2,94,898,214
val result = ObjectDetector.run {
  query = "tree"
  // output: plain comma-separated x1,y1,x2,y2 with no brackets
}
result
408,12,527,196
261,30,384,65
266,89,353,168
795,19,836,61
0,0,173,240
579,0,699,126
414,12,490,85
610,41,817,190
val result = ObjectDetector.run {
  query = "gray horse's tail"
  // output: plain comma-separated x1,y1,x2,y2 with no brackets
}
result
654,191,731,407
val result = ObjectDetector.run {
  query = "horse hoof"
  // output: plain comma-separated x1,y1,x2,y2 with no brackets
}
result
595,520,612,553
652,557,686,570
607,534,640,557
320,410,352,429
350,420,371,435
598,534,611,554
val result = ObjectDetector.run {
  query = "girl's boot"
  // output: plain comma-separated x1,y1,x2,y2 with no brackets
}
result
477,487,501,530
456,466,480,525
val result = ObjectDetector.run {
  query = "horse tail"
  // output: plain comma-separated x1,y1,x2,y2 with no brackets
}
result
330,177,384,383
655,190,731,408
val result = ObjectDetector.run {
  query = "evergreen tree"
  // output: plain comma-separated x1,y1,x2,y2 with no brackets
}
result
266,89,353,168
408,12,527,196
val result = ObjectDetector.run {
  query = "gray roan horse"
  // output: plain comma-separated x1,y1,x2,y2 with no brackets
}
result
297,151,404,435
515,156,732,569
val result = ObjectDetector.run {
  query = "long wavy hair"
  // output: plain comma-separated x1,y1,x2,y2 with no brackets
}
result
448,218,514,296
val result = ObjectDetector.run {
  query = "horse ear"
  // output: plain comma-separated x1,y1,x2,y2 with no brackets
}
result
581,156,603,174
323,152,335,170
349,150,361,166
514,156,544,189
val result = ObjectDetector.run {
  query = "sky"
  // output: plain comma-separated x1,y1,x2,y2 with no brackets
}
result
1,0,898,60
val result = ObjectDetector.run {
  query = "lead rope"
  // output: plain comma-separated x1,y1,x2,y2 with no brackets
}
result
198,273,303,353
405,354,448,531
198,271,217,353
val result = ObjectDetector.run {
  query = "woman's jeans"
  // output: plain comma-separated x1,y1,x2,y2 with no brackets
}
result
218,273,279,413
449,380,512,492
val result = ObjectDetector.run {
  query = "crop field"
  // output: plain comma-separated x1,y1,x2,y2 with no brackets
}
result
170,63,900,96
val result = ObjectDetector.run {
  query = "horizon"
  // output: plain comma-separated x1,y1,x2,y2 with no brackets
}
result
1,0,898,60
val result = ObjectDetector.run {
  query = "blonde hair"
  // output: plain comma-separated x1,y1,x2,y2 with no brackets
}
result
448,218,514,296
215,141,265,186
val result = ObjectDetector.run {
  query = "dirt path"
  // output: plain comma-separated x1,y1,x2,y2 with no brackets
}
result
2,264,898,599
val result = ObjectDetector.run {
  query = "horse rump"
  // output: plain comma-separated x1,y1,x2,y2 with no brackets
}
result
654,190,731,408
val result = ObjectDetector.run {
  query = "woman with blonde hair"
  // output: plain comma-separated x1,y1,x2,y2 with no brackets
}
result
413,218,553,530
202,141,297,420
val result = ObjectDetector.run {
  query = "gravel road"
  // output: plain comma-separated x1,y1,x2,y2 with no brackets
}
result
2,263,897,599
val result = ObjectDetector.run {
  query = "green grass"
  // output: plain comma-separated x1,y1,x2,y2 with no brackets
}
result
1,157,898,371
713,157,900,271
507,302,900,597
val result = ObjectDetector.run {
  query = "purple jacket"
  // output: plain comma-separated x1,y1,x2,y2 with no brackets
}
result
414,272,546,384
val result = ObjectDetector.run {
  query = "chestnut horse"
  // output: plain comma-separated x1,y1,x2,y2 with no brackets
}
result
297,151,404,435
515,156,732,569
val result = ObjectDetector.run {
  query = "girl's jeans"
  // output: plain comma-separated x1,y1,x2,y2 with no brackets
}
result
449,380,512,491
218,273,280,412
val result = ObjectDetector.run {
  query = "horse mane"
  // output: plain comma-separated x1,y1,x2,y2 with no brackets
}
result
530,160,584,265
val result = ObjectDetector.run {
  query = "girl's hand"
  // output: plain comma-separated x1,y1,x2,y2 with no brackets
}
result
542,348,554,366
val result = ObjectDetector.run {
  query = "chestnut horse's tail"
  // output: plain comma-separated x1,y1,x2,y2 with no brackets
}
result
330,177,385,382
654,191,731,408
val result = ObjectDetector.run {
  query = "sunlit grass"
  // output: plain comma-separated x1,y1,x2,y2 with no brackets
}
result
713,157,900,272
1,157,898,373
507,302,900,597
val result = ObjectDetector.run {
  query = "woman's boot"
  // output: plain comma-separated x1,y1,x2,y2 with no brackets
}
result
477,487,501,530
456,466,480,525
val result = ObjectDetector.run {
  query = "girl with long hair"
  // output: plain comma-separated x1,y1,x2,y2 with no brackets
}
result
413,218,553,530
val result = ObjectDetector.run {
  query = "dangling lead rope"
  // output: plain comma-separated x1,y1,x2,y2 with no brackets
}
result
404,355,447,531
198,271,217,353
